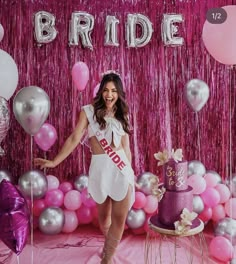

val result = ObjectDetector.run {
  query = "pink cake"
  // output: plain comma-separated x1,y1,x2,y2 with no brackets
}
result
158,159,193,228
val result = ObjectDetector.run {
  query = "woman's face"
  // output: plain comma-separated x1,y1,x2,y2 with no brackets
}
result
102,81,119,110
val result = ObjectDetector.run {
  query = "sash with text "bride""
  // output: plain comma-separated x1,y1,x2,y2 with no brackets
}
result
83,105,131,176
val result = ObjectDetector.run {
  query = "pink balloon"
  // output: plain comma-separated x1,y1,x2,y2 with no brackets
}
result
33,199,46,217
62,210,79,233
72,61,89,91
81,189,96,208
133,191,147,209
59,181,73,193
34,123,57,151
225,198,236,219
202,6,236,65
204,173,219,187
211,204,226,222
200,187,220,208
198,207,212,222
0,180,29,255
45,189,64,207
46,175,60,190
215,184,231,204
93,83,100,98
76,204,93,224
187,174,206,194
209,236,234,262
143,195,158,214
64,190,82,210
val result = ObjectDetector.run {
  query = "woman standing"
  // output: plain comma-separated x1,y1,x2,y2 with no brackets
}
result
35,72,135,264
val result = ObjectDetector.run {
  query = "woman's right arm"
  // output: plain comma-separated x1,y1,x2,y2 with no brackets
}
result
34,110,88,169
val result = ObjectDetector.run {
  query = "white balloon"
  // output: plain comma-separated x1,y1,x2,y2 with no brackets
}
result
0,24,4,42
69,12,94,49
104,15,119,47
161,14,184,46
34,11,58,44
0,49,19,100
126,14,153,48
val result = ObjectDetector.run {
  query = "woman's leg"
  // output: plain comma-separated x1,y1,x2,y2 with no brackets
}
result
97,197,112,237
101,186,131,264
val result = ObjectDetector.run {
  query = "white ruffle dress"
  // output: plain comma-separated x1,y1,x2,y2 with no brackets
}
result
82,104,135,209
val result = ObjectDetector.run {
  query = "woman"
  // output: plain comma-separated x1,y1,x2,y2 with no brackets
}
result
34,72,135,264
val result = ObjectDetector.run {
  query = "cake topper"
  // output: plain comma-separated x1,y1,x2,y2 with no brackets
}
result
154,148,183,166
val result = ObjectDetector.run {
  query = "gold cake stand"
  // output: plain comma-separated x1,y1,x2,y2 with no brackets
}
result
144,216,209,264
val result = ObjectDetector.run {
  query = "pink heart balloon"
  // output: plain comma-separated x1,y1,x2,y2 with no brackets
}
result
72,61,89,91
0,180,29,255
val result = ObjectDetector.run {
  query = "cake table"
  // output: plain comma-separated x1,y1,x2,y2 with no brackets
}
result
144,214,208,264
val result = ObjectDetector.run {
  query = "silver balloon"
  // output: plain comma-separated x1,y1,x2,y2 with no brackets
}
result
39,207,64,235
0,97,10,156
206,170,222,184
104,15,119,47
69,12,94,49
126,209,146,229
188,160,206,177
214,217,236,245
137,172,157,195
230,259,236,264
0,169,13,183
161,14,184,46
34,11,58,44
185,79,209,112
18,170,48,199
74,174,88,192
13,86,50,135
126,13,153,48
193,195,204,214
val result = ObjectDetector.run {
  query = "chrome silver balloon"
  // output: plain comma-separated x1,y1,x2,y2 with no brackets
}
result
13,86,50,135
137,172,158,195
39,207,64,235
18,170,48,199
193,195,204,214
126,208,146,229
185,79,209,112
188,160,206,177
74,174,88,192
214,217,236,245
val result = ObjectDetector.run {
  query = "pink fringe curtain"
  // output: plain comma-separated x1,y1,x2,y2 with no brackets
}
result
0,0,235,182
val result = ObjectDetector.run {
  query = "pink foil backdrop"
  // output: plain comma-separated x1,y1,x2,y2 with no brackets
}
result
0,0,235,182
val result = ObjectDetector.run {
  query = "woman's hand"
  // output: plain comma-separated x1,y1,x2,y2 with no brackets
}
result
34,158,56,170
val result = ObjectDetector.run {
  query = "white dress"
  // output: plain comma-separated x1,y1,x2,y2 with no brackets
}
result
82,104,135,209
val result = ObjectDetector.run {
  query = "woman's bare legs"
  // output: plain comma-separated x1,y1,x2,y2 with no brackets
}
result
97,197,112,237
101,186,131,264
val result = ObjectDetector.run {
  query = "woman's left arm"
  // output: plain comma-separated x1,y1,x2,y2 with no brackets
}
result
122,133,132,163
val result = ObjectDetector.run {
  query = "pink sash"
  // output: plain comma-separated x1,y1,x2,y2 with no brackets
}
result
83,105,132,176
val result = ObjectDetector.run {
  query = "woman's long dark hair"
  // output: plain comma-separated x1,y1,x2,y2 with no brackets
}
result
93,72,130,134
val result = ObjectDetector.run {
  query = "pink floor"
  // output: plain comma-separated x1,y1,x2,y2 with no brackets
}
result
0,225,226,264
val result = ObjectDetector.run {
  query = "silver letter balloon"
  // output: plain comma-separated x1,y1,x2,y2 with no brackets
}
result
13,86,50,135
